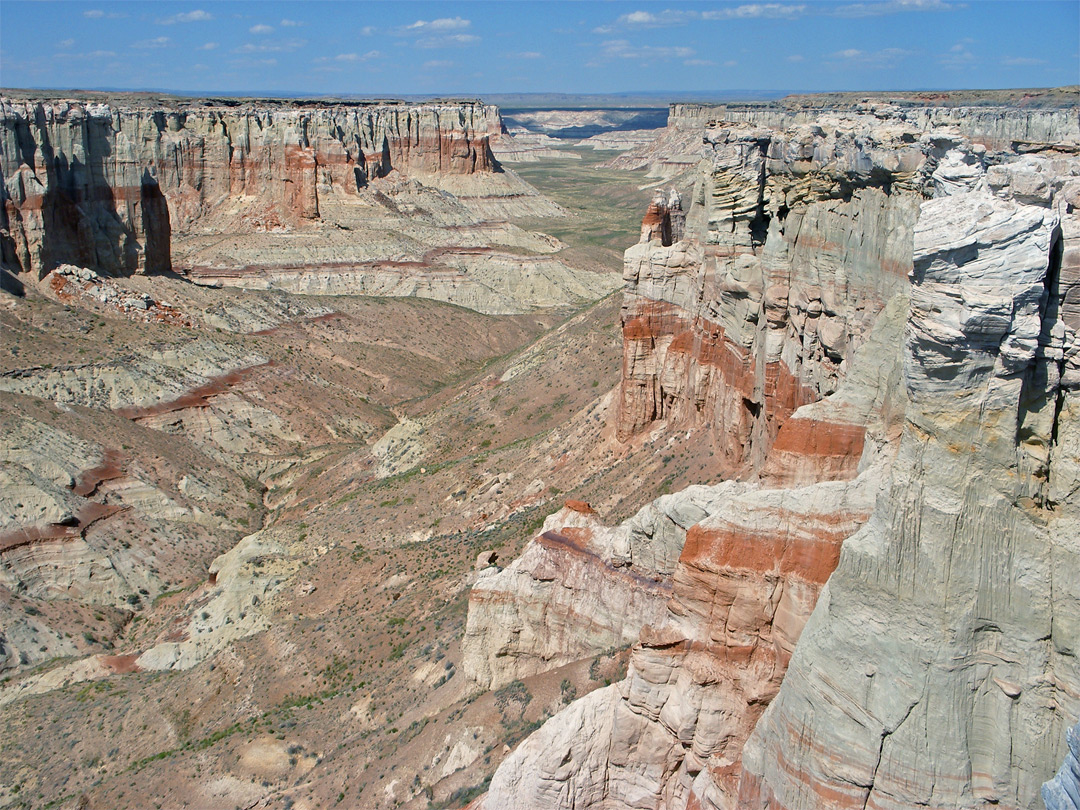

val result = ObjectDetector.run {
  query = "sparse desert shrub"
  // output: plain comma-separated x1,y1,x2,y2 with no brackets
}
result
560,678,577,704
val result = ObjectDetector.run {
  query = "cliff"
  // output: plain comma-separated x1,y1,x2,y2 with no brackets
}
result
738,158,1080,810
0,96,607,314
607,92,1079,178
618,117,927,478
469,107,1079,809
0,98,500,276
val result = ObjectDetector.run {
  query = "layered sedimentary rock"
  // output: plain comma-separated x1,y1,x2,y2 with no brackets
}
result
491,127,581,163
618,116,931,477
0,98,499,276
669,99,1080,149
479,462,882,810
0,398,254,676
473,278,903,807
738,170,1080,810
462,492,738,691
501,108,668,140
578,130,661,152
1,97,589,314
609,90,1079,178
471,108,1079,809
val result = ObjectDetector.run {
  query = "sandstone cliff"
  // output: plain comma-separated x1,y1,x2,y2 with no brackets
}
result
0,97,602,314
608,92,1079,179
619,116,930,478
738,160,1080,810
470,107,1079,809
1,99,497,275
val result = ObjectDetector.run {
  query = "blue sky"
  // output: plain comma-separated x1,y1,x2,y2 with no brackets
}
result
1,1,1077,97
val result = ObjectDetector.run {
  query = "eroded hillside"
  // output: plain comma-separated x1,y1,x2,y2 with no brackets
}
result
0,93,711,810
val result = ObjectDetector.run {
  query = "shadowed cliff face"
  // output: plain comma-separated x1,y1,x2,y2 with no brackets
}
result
0,98,612,316
617,120,927,479
0,99,504,278
469,108,1080,810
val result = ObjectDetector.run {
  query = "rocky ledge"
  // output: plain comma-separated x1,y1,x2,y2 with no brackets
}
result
0,97,592,314
467,104,1079,809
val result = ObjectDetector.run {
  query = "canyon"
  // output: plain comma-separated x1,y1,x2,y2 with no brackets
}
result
468,96,1080,809
1,94,615,314
1,87,1078,810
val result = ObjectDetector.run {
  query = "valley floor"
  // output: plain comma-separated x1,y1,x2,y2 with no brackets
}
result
0,146,712,810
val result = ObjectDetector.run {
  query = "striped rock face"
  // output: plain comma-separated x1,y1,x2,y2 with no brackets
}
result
0,97,608,314
738,179,1080,810
0,98,503,278
471,108,1080,810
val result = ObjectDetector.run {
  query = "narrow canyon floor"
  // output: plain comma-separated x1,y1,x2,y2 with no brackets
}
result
0,145,717,810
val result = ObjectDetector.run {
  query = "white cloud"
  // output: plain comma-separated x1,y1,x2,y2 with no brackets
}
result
834,0,962,17
830,46,914,66
724,59,738,66
280,19,304,27
423,60,455,68
684,59,717,66
231,57,278,67
415,33,480,48
595,9,692,31
701,4,806,19
55,49,116,59
198,42,219,51
316,50,382,63
133,36,170,49
250,24,273,34
601,39,695,60
1002,56,1046,66
406,17,470,31
159,9,213,24
514,51,543,59
361,26,376,36
787,54,805,62
83,9,104,18
596,4,804,31
234,39,307,54
939,40,975,67
59,38,75,48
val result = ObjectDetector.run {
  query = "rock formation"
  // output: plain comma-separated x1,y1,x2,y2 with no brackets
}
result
0,98,499,276
607,89,1080,179
618,117,927,477
469,102,1079,810
491,127,582,163
578,130,662,153
0,96,598,314
1043,721,1080,810
738,161,1079,810
464,492,723,691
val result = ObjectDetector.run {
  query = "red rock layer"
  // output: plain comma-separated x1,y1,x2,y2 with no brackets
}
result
762,417,866,487
462,510,677,691
0,99,503,278
113,362,274,420
619,300,817,476
616,122,920,482
633,493,872,808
